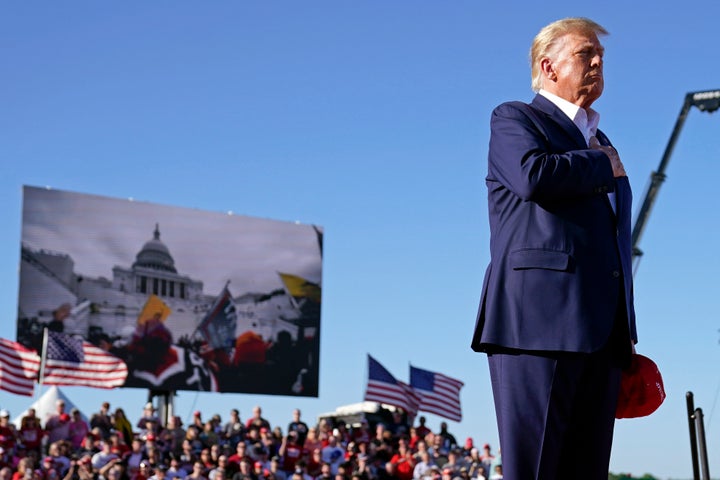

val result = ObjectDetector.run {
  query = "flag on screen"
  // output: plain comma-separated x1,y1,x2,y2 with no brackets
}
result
137,294,171,325
410,365,464,422
42,331,128,389
0,338,40,396
198,286,237,352
278,272,322,306
364,355,419,414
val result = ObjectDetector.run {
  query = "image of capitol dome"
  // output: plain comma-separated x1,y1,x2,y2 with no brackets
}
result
133,224,178,273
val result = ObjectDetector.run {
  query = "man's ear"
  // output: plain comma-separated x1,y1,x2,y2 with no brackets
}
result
540,57,556,82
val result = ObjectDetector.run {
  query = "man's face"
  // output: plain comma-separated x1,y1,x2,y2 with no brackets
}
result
543,31,604,109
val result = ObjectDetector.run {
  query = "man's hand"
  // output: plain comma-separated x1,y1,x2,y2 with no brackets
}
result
589,136,626,177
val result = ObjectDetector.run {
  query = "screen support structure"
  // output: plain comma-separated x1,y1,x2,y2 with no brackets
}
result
148,390,175,426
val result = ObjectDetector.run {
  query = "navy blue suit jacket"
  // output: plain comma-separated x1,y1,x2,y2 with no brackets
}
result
471,94,637,354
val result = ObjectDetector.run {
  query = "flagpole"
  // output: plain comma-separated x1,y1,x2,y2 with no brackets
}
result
190,280,231,340
36,327,49,397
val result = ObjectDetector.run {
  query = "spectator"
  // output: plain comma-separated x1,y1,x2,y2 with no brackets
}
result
412,420,430,444
487,465,502,480
435,426,455,457
0,411,17,456
91,442,118,472
277,433,303,475
167,457,188,480
226,442,249,475
79,432,100,457
191,414,203,432
267,457,285,480
245,409,269,433
319,437,344,476
411,452,433,480
90,403,113,441
184,428,203,456
477,445,493,475
208,456,228,480
230,459,252,480
349,422,370,447
69,410,90,451
304,450,322,479
133,462,153,480
285,411,307,448
11,457,32,480
386,413,407,440
46,401,71,445
136,406,160,432
19,414,44,456
148,465,169,480
125,439,147,476
388,444,414,480
199,424,218,451
47,442,71,476
160,417,185,459
113,409,134,447
198,450,214,472
301,430,321,456
222,412,243,452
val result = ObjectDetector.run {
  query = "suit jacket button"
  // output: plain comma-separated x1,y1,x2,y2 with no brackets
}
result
612,270,620,278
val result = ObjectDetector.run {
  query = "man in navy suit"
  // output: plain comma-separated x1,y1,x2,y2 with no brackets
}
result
471,18,637,480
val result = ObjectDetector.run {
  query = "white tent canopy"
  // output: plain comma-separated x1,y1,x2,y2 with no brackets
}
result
11,386,88,429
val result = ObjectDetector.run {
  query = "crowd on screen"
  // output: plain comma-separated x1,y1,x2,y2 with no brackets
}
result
0,401,504,480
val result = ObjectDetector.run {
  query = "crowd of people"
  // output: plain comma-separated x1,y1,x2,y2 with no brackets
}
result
0,401,503,480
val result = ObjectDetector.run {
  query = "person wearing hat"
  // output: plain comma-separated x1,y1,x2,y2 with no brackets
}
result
137,404,161,430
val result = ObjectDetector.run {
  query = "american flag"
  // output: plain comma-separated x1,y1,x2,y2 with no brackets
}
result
410,365,464,422
364,355,420,414
42,331,128,389
0,338,40,396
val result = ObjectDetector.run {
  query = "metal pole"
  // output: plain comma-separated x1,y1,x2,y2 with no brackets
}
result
694,408,711,480
687,392,700,480
631,96,692,269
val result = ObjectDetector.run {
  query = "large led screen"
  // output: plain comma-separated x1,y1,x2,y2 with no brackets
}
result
17,186,322,396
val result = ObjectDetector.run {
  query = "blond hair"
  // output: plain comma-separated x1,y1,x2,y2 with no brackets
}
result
530,17,608,92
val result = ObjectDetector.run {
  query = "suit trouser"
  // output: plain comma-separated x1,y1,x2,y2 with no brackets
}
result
489,345,622,480
487,303,632,480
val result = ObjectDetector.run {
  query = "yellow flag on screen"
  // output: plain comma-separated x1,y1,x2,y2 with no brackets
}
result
137,294,171,324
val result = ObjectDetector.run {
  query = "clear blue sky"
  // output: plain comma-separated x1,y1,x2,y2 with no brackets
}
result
2,2,720,478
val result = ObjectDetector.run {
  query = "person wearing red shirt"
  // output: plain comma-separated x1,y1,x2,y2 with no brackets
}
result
0,412,16,457
389,443,415,480
278,432,304,474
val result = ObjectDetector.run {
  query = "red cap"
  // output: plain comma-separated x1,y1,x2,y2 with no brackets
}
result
616,354,666,419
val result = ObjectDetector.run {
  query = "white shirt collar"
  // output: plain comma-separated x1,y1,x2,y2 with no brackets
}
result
538,89,600,145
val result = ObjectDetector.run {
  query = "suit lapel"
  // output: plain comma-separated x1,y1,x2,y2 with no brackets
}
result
530,95,587,149
530,95,620,217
